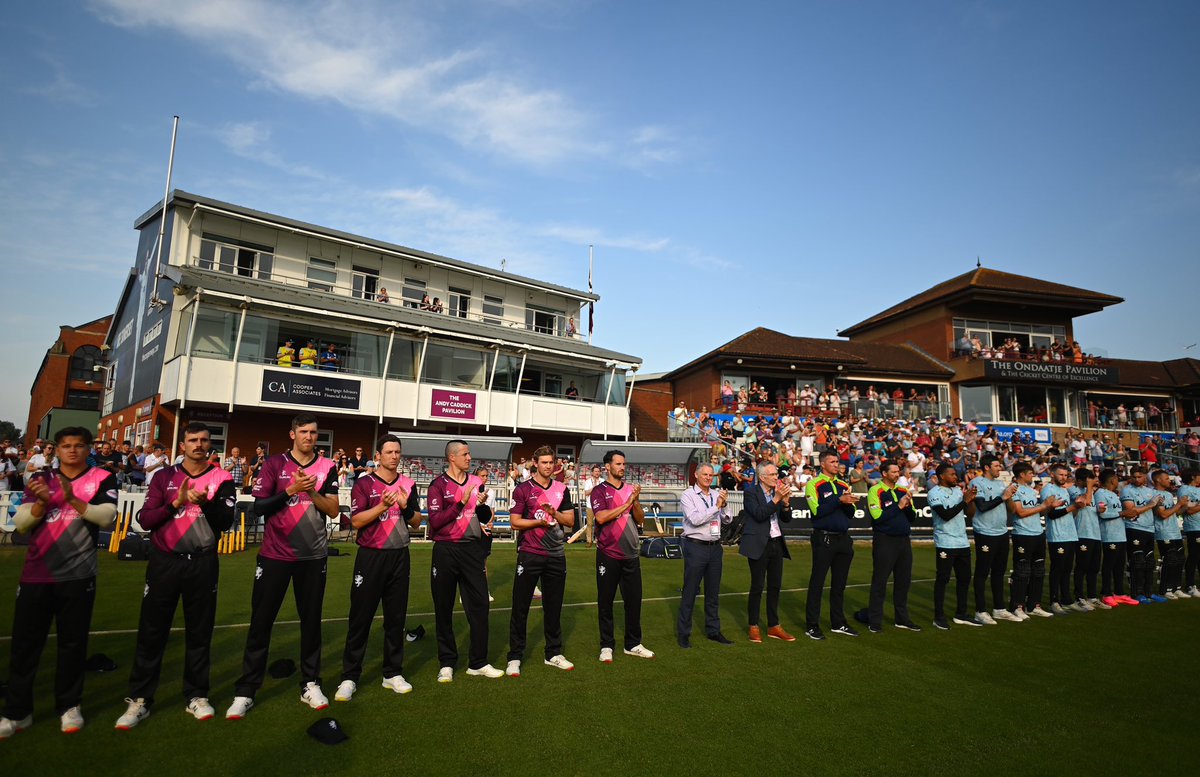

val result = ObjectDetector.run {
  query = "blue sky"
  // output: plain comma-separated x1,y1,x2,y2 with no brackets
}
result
3,1,1199,430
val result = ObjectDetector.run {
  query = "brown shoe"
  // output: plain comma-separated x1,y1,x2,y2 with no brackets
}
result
748,626,762,643
767,625,796,642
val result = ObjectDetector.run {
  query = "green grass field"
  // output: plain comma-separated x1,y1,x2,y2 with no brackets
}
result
0,540,1196,776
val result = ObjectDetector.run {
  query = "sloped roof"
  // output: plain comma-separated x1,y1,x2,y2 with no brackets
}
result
665,327,953,379
839,267,1123,336
1106,357,1200,390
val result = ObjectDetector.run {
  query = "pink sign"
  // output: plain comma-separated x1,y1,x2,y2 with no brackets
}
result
431,388,477,420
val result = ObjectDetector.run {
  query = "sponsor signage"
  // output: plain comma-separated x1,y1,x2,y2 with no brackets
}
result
983,359,1119,385
430,389,477,420
754,494,936,537
260,370,360,410
987,424,1053,444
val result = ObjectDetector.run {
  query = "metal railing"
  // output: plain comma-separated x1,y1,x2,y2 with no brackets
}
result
189,255,584,340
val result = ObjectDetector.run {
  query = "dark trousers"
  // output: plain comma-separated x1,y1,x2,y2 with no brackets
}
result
3,577,96,719
596,552,642,651
430,541,491,670
1157,539,1185,594
868,533,912,627
508,551,567,662
341,546,410,682
1073,539,1101,601
1048,541,1075,605
1010,534,1046,611
973,533,1009,613
934,546,971,619
129,550,219,706
1101,541,1127,597
1186,532,1200,589
1126,529,1155,598
746,537,785,628
234,555,327,697
678,539,723,637
806,530,854,629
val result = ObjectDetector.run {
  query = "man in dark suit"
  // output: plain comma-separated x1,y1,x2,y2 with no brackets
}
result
739,462,796,642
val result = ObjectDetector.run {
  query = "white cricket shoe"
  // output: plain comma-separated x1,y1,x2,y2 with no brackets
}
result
993,609,1021,623
437,667,453,684
334,680,357,702
381,676,412,694
544,655,575,671
465,664,504,678
623,644,655,659
225,696,254,720
115,698,150,730
60,706,84,734
1028,605,1054,618
0,715,32,739
599,647,614,663
185,698,215,720
505,660,522,677
1090,598,1112,610
1164,590,1180,600
1013,607,1031,622
1187,586,1200,598
301,682,329,710
975,611,997,625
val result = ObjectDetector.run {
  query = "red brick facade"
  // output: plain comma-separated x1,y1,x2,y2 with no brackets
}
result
25,315,113,447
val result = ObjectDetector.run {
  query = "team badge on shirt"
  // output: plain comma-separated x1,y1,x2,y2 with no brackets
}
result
981,545,990,552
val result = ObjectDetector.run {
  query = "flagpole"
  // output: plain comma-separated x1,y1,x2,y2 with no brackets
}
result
587,244,594,345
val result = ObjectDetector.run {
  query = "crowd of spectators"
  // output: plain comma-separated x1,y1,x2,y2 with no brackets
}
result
274,339,342,371
665,409,1200,498
956,334,1100,364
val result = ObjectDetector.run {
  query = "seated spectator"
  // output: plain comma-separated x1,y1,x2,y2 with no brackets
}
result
430,297,444,313
376,287,390,303
276,338,296,367
320,343,341,372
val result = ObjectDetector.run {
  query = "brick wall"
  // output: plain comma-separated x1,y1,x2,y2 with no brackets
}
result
629,378,673,441
25,316,112,447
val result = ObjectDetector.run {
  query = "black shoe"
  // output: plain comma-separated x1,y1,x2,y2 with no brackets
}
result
933,618,950,631
677,635,692,649
868,624,883,634
830,625,859,638
707,632,734,645
804,626,826,641
895,621,923,633
852,609,870,625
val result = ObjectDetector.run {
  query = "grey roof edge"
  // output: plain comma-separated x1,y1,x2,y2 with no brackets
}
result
135,190,600,302
177,265,640,365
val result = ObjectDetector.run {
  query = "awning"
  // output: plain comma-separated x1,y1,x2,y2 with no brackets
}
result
384,430,521,462
578,440,708,466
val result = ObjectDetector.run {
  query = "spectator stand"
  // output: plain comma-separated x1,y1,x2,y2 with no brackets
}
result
579,440,709,540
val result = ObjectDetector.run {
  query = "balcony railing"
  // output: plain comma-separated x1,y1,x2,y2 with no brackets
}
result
188,255,585,341
950,348,1111,366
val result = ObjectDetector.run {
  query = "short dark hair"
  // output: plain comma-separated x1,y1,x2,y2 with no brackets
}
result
376,434,402,453
1128,465,1145,476
935,463,955,478
445,439,468,457
184,421,210,436
291,413,319,431
1074,467,1096,483
979,454,999,469
1181,468,1198,483
1012,462,1033,479
602,449,625,465
532,445,555,461
54,426,93,445
1098,468,1118,485
881,459,901,473
1050,462,1070,475
1150,469,1166,482
818,449,839,463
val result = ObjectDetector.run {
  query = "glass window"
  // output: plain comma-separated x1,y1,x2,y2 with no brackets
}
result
448,287,471,319
351,267,378,300
402,278,426,309
387,337,419,380
198,237,272,279
597,371,627,405
66,389,99,410
189,308,238,360
1046,387,1068,425
526,305,564,335
482,295,504,325
307,258,338,292
1015,386,1047,423
70,345,103,381
998,385,1018,422
422,343,487,388
493,354,522,391
959,384,993,422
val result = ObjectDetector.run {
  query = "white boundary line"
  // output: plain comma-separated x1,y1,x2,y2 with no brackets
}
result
0,578,939,642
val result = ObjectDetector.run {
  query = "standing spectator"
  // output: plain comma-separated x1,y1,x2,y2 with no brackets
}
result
720,380,735,410
0,448,17,492
565,316,577,338
319,344,341,372
565,381,579,400
223,447,246,489
376,287,390,303
143,444,168,487
299,340,318,369
275,339,296,367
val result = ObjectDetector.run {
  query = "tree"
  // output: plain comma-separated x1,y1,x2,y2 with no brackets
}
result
0,420,23,443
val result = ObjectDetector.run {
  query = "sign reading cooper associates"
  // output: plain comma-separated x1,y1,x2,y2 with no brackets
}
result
983,359,1119,385
260,369,361,410
430,388,477,420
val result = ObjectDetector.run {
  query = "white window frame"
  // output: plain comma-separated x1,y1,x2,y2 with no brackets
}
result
402,278,427,309
448,286,471,319
307,257,338,292
482,294,504,325
351,267,379,300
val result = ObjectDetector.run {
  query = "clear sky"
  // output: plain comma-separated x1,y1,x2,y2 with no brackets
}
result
3,1,1199,429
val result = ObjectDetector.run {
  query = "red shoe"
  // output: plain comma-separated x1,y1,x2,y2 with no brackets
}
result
748,626,762,644
1102,596,1121,608
1117,595,1139,606
767,625,796,642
